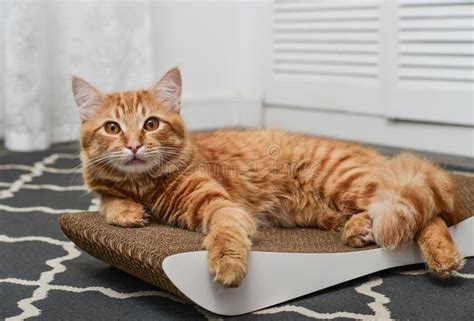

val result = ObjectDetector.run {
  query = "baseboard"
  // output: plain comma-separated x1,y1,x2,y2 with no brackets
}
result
264,105,474,158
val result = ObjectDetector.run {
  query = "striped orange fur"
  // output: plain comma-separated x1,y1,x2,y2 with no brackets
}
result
72,67,464,287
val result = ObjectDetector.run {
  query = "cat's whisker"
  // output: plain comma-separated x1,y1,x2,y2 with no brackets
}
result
85,152,124,166
84,156,121,173
67,161,85,173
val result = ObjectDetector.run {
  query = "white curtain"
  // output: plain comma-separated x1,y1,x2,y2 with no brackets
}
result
0,1,155,151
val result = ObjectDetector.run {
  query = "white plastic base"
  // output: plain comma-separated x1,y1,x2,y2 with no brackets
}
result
163,217,474,316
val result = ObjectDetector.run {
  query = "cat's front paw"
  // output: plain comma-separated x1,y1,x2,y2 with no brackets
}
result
210,253,247,288
104,201,150,228
203,231,250,288
342,212,374,248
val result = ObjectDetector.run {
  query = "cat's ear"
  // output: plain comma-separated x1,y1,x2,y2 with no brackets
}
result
71,76,105,121
152,67,182,113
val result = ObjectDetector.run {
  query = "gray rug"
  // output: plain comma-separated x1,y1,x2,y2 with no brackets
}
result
1,143,473,321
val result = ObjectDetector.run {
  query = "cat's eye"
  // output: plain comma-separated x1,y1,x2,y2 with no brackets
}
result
104,121,121,135
144,117,160,131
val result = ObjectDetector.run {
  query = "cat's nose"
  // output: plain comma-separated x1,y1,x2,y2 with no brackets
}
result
126,143,143,155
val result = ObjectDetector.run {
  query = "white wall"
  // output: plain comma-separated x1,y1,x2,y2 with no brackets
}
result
151,0,271,131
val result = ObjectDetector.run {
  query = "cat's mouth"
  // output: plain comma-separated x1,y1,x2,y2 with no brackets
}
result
125,157,146,166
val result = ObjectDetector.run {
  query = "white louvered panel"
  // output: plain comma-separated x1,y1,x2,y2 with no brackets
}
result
269,73,377,88
387,0,474,126
400,55,474,67
274,42,379,54
400,0,474,4
274,31,378,42
275,53,377,65
274,20,378,32
274,0,377,11
396,79,474,90
274,63,378,78
273,1,379,25
274,11,378,23
400,31,473,42
399,68,474,82
401,18,474,30
399,43,474,55
399,5,474,18
266,0,382,115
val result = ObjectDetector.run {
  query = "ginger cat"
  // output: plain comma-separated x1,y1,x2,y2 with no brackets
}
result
72,67,464,287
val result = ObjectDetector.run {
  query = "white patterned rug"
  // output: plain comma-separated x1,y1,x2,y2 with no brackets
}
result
1,143,473,320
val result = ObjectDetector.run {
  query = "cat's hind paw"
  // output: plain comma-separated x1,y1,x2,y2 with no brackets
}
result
426,246,465,279
416,216,464,279
342,212,374,248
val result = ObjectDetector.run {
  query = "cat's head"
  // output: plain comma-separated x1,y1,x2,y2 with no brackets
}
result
72,67,190,176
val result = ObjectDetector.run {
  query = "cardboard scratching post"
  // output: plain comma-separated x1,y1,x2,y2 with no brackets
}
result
60,174,474,316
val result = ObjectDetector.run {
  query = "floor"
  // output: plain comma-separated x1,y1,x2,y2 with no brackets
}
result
0,141,473,320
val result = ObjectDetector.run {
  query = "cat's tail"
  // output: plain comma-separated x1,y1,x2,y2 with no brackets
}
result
368,152,463,248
